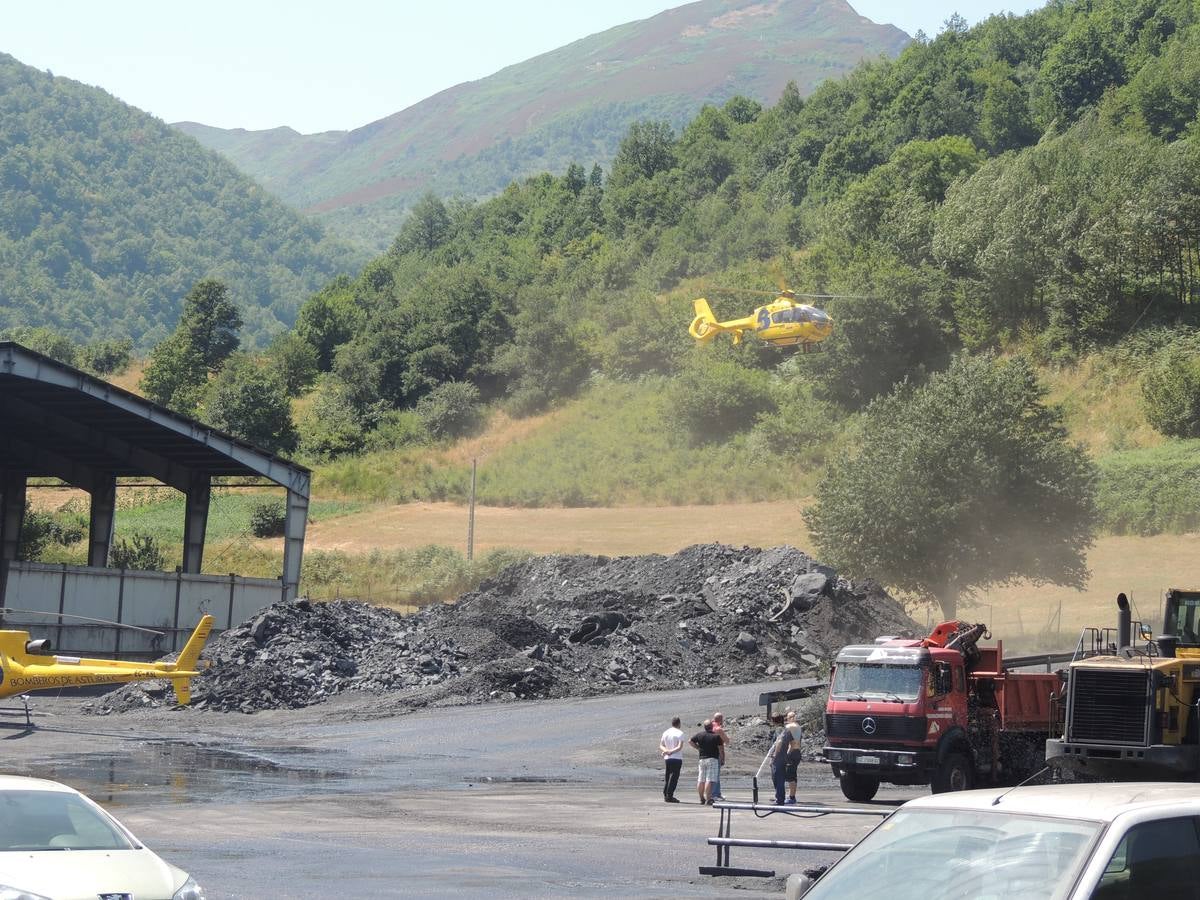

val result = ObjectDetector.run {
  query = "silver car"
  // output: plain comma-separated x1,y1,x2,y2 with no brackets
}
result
0,775,204,900
792,782,1200,900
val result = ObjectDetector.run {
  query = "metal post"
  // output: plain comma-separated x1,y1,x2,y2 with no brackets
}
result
182,473,211,574
281,478,310,601
87,473,117,568
467,458,477,562
0,471,27,561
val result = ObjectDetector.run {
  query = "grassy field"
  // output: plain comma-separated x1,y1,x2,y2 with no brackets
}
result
300,498,1200,653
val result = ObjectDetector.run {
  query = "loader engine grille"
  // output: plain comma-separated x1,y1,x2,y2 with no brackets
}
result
826,714,927,742
1068,668,1151,745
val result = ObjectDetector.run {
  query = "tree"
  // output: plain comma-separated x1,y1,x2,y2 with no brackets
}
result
1142,348,1200,438
805,354,1097,619
296,275,357,371
179,279,242,370
202,354,298,454
392,193,451,255
141,279,242,413
140,333,207,413
266,331,319,397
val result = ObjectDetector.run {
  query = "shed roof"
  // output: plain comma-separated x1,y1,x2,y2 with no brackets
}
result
0,342,309,496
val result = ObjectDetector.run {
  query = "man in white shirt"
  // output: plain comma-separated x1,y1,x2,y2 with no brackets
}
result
659,716,685,803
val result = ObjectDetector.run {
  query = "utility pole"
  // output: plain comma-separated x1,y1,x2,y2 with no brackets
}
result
467,458,477,562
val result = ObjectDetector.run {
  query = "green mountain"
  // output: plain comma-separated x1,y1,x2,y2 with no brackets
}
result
0,53,362,347
175,0,909,249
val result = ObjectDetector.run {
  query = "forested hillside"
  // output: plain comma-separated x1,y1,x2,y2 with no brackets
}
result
0,54,360,347
283,0,1199,460
176,0,909,249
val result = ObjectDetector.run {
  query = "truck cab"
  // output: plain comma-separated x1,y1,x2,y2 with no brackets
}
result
825,623,1062,802
825,640,972,800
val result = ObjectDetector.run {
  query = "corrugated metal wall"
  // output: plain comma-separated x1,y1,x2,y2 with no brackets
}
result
0,561,282,658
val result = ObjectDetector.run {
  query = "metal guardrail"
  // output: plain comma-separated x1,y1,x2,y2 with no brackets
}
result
703,800,892,877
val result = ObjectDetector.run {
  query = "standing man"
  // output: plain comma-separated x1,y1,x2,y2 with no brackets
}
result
691,719,722,805
659,716,684,803
769,711,793,806
711,711,729,801
783,709,803,804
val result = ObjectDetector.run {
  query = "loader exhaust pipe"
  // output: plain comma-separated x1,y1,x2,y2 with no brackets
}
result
1117,593,1131,651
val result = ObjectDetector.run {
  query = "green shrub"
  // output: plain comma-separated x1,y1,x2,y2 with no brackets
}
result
109,532,167,571
1097,441,1200,535
415,382,483,440
17,502,54,561
250,500,287,538
79,338,133,376
298,384,366,459
1142,349,1200,438
666,357,776,444
365,410,429,451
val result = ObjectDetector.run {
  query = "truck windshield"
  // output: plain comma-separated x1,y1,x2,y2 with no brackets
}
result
832,663,923,701
802,807,1101,900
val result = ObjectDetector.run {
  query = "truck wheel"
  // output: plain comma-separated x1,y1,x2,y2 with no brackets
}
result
839,771,880,802
932,753,973,794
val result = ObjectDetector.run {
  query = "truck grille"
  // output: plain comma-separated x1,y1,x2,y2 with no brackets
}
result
826,714,927,742
1068,668,1151,745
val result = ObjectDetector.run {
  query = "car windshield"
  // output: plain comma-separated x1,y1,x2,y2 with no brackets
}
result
803,807,1102,900
832,662,924,700
0,790,135,851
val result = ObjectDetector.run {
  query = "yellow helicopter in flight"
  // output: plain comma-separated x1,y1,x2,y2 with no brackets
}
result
688,289,836,350
0,615,213,706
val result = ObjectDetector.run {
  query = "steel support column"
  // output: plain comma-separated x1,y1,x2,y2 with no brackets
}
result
182,473,211,574
0,471,28,561
88,473,117,568
281,486,309,601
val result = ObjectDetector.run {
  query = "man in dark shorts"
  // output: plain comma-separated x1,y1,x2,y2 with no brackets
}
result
783,709,803,804
691,720,722,805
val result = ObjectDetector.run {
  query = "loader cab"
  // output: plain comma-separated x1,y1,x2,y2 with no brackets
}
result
1164,590,1200,653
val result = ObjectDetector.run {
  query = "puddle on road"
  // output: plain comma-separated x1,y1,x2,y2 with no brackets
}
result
8,741,350,808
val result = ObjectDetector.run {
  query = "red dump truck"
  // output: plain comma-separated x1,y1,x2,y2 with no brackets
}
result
822,621,1066,801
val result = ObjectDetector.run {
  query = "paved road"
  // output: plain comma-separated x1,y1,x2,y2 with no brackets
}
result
1,682,920,898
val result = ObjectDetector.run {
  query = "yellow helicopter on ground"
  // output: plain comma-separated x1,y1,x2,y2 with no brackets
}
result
0,615,213,706
688,289,836,350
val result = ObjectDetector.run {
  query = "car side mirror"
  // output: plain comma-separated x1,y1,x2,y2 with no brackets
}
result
786,873,817,899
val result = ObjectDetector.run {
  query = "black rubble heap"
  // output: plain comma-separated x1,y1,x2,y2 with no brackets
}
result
90,543,917,715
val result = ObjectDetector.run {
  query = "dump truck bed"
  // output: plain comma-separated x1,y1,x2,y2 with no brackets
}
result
971,641,1062,731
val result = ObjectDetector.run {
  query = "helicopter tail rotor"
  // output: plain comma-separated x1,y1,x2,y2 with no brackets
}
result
689,298,722,343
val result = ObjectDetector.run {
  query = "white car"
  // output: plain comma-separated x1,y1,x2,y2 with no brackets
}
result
791,782,1200,900
0,775,204,900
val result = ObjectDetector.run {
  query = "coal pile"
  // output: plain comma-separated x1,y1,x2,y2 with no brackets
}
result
91,543,917,715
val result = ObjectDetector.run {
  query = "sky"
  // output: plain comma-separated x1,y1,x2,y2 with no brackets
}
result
3,0,1042,134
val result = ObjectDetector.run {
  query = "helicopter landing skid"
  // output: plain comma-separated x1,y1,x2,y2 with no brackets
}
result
0,696,34,730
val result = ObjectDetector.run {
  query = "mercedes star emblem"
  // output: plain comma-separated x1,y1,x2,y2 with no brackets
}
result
861,716,877,735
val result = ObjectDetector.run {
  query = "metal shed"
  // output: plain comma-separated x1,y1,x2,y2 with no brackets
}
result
0,342,310,657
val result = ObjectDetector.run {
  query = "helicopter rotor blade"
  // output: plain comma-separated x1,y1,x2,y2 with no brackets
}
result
0,607,166,636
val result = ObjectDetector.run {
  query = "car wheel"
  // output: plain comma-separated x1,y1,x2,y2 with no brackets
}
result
839,771,880,802
932,753,973,794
